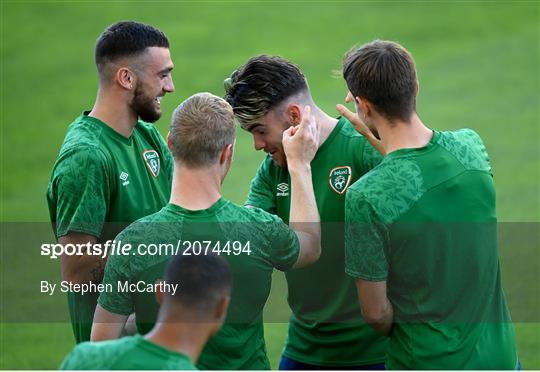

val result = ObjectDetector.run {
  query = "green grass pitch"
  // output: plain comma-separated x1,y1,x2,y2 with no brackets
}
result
1,1,538,369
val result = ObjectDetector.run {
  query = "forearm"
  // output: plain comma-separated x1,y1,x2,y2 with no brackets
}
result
356,280,394,336
61,254,107,284
289,163,319,226
59,234,106,284
363,299,393,336
91,304,127,341
288,163,321,267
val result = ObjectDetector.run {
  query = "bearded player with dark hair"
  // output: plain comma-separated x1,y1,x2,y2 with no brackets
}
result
47,20,175,343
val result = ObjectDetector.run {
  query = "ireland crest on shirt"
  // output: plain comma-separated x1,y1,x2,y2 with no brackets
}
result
142,150,160,178
329,166,352,194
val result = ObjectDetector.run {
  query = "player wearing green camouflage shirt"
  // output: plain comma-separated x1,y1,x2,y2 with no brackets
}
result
48,113,173,238
61,254,232,370
342,40,518,369
61,335,196,370
225,55,387,368
46,21,175,343
91,93,322,370
98,199,300,369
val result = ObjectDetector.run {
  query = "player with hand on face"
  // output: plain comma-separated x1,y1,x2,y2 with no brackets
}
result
342,40,518,369
224,55,387,370
47,21,175,343
91,92,322,370
60,253,232,370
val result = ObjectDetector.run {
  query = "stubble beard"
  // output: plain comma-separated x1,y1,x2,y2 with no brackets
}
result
131,83,161,123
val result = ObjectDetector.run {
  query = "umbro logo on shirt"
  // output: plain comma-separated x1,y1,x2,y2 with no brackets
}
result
120,171,130,186
277,182,289,197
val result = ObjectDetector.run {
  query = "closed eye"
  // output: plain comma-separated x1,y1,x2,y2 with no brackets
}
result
248,124,266,135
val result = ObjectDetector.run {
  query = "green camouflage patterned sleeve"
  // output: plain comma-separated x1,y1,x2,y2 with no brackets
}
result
345,190,388,281
267,214,300,271
97,231,133,316
49,146,110,238
248,207,299,271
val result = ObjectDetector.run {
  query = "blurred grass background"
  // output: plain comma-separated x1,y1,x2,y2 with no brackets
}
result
1,0,538,369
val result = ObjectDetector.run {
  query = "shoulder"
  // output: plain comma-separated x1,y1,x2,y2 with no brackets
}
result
335,117,369,143
435,129,491,172
55,116,110,165
220,201,281,223
51,143,110,182
61,115,107,152
242,205,283,223
62,339,120,369
116,207,172,242
348,156,425,223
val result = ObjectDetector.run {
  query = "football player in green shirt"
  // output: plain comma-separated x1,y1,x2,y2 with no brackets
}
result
341,40,519,369
224,55,387,369
90,92,322,369
47,21,175,343
60,253,232,370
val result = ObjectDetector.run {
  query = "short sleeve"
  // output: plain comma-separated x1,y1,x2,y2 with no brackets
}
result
361,140,384,174
265,213,300,271
345,191,389,281
97,230,133,316
48,147,110,238
246,207,299,271
245,158,276,213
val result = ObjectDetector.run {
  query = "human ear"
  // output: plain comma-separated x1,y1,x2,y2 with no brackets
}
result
116,67,135,90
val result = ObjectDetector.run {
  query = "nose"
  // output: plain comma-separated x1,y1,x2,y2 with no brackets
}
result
253,136,266,151
164,76,175,93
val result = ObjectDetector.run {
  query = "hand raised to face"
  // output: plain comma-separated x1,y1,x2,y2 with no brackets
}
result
282,106,320,168
336,93,385,156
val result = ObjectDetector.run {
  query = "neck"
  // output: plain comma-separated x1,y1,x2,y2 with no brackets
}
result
144,320,211,364
376,112,433,154
88,86,138,138
311,105,339,148
170,163,222,210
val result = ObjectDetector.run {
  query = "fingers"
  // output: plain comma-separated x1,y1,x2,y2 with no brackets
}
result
336,104,359,126
345,92,353,103
336,103,374,140
298,105,312,131
299,105,320,144
282,125,295,140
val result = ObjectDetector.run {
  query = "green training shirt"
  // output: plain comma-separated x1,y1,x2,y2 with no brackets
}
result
46,112,172,343
47,112,173,240
246,117,388,366
60,334,196,370
345,129,518,369
98,199,300,370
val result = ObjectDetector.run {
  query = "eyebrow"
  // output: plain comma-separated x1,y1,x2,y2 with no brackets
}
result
245,123,263,133
158,66,174,75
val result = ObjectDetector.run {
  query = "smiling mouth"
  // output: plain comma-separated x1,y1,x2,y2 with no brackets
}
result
155,97,163,107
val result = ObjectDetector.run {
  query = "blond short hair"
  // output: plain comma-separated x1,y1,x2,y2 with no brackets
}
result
169,92,236,167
